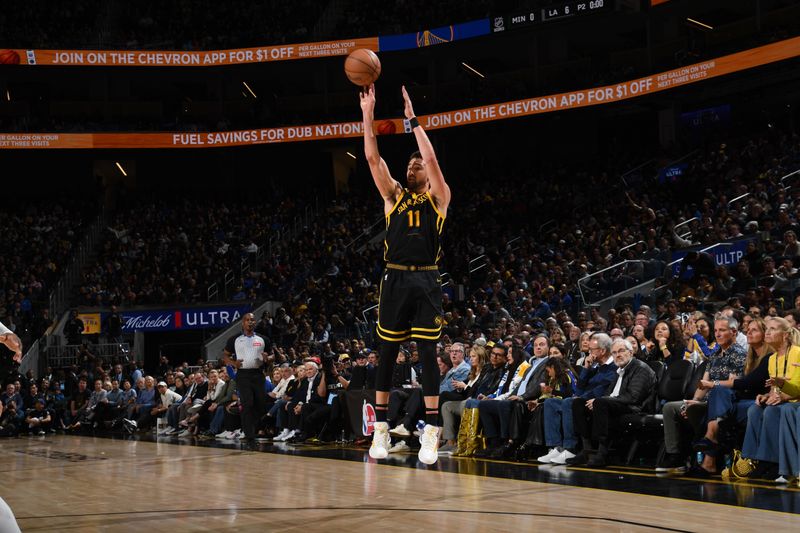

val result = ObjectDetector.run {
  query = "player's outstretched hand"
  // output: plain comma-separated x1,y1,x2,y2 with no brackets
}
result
360,83,375,113
401,85,415,119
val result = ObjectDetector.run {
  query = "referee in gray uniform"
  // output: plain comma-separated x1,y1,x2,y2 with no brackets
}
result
222,313,270,443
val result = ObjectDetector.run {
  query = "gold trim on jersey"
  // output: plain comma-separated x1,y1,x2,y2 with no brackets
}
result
386,189,406,220
426,192,445,220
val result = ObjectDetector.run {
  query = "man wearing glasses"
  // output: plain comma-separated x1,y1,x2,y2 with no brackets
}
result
441,343,470,393
567,338,656,467
538,332,618,464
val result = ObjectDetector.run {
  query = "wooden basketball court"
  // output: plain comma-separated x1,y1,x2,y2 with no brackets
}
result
2,434,799,531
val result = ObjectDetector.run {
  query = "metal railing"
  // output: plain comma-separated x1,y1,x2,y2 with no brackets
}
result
578,259,666,306
780,169,800,188
346,215,385,249
207,202,318,302
45,342,131,369
20,338,41,378
619,240,645,257
48,208,107,320
468,255,489,274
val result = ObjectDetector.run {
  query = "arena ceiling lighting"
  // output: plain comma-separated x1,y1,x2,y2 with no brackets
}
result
115,161,128,176
242,81,257,98
461,62,485,78
346,151,357,159
686,17,713,30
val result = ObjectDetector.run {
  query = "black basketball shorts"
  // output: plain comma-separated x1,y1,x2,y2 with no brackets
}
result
376,269,443,342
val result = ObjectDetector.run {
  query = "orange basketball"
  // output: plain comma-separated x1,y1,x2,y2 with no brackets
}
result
0,49,20,65
377,120,396,135
344,49,381,87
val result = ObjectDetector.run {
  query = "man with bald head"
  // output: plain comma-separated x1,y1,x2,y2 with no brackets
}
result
223,313,270,443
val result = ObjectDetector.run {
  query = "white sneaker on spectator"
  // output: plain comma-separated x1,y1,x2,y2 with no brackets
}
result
164,427,178,435
369,422,391,459
273,428,291,441
177,429,192,438
123,418,138,428
388,440,410,454
418,425,440,465
215,431,233,439
389,424,410,437
537,447,563,463
275,429,295,442
550,449,576,465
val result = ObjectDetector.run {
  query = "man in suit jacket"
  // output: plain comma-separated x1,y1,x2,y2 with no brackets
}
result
285,361,327,442
568,338,656,467
480,335,551,458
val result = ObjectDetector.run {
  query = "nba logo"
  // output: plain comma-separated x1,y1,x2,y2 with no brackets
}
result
362,400,376,436
493,17,505,32
26,50,36,65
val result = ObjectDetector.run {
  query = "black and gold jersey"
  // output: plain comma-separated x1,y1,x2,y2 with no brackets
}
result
384,188,445,265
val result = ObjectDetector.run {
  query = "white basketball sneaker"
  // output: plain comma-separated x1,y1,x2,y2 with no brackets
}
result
369,422,391,459
418,424,441,465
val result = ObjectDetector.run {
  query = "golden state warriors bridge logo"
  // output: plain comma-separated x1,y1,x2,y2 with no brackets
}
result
416,26,454,47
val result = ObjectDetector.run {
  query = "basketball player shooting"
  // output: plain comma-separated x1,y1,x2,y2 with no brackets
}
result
360,84,451,464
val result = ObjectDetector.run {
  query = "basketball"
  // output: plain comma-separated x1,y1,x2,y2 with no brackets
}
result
377,120,396,135
0,50,20,65
344,48,381,87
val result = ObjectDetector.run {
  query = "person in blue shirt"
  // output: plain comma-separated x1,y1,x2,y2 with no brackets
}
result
440,343,470,394
536,332,618,464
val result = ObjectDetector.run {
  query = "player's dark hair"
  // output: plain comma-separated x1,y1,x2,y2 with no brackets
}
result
409,151,422,161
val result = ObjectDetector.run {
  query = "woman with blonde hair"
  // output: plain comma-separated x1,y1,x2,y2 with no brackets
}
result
737,317,800,480
439,345,493,454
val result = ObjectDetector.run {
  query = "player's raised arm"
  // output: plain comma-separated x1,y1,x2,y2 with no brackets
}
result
0,331,22,364
402,85,451,214
361,84,401,210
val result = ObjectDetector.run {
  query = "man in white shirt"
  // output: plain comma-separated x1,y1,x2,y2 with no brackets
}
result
223,313,270,444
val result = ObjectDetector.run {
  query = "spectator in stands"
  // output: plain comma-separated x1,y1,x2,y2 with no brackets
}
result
94,379,124,427
739,317,800,480
284,361,325,443
437,353,453,384
439,345,495,454
181,370,223,437
203,371,236,439
440,343,470,394
657,314,747,474
647,320,685,367
152,381,182,433
24,398,51,435
125,375,157,432
105,306,122,343
683,315,717,364
536,332,617,464
65,377,90,429
64,310,84,345
567,338,656,467
0,383,24,430
474,346,533,458
783,230,800,257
